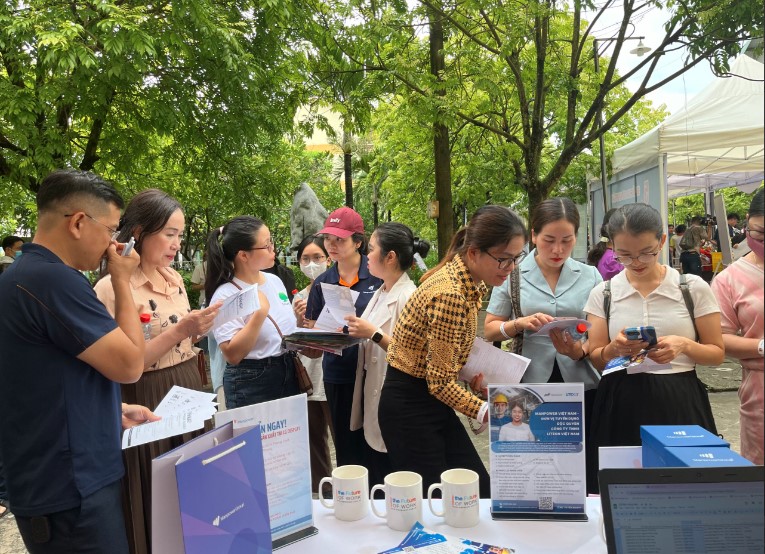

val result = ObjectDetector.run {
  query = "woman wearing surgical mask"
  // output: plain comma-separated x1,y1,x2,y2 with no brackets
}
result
711,188,764,465
292,235,333,493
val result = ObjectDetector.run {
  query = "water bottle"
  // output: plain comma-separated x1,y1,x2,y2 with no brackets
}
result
140,313,152,341
567,322,588,342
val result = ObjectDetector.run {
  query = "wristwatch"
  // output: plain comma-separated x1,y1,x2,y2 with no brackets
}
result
371,328,384,344
758,339,764,357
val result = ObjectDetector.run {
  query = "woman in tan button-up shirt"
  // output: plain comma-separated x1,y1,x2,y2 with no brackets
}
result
379,206,527,498
95,189,220,554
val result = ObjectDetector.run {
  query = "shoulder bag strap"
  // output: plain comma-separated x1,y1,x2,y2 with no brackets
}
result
603,279,612,340
678,273,698,340
228,279,284,340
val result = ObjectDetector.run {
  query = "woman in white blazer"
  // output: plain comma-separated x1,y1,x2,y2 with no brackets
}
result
344,222,431,487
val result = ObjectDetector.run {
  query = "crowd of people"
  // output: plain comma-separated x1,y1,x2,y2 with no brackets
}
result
0,168,762,553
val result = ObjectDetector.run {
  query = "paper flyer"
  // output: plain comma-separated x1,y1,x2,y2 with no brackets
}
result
214,394,315,544
379,522,515,553
602,351,672,375
489,383,586,517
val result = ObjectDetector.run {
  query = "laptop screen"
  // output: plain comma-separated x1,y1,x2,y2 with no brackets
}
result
602,471,764,554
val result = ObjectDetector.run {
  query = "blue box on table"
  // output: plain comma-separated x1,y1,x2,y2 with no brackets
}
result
659,446,754,468
640,425,730,468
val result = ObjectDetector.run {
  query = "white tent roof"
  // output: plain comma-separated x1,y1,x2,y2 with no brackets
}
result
613,56,764,188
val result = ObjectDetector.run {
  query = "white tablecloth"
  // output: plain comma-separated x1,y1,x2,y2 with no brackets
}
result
280,498,607,553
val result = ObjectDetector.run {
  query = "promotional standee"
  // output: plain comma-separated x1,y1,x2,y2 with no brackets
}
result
214,394,317,549
488,383,587,521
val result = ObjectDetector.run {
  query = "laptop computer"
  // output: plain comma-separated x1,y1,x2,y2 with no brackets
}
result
599,466,764,554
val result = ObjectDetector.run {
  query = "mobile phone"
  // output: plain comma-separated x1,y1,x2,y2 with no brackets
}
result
121,236,135,256
624,326,657,347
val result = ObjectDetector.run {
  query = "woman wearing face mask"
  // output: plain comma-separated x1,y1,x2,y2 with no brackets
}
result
711,188,764,465
292,235,333,493
343,222,431,486
94,189,221,554
584,203,723,492
304,207,383,469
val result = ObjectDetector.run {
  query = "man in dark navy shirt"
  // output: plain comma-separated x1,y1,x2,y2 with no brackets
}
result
0,170,155,553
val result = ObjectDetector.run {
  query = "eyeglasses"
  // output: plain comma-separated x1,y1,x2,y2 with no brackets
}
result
249,238,275,252
614,250,660,266
745,227,764,241
300,254,327,264
483,250,526,270
64,213,119,240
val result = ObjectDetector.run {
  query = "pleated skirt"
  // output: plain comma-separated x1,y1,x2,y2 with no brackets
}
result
586,368,717,493
120,357,207,554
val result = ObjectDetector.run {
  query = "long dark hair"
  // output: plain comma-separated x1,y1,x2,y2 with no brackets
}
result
749,188,764,219
296,234,328,261
205,216,264,302
114,189,182,251
99,188,182,278
422,205,527,281
530,198,580,237
587,208,618,267
607,203,663,243
373,222,431,271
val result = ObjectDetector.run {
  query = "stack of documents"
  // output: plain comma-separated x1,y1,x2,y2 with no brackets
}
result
121,386,217,449
282,328,364,355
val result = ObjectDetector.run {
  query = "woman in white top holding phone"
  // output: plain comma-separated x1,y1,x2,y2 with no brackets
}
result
583,203,723,492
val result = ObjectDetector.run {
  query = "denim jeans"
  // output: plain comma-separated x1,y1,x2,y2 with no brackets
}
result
680,250,702,276
224,353,298,409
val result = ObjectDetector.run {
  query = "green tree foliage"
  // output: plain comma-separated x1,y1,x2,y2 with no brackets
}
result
0,0,306,201
310,0,760,227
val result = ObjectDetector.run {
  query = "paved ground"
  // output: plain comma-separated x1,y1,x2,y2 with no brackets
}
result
0,325,746,553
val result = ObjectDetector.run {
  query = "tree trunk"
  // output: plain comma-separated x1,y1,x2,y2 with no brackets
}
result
428,4,453,259
343,130,353,208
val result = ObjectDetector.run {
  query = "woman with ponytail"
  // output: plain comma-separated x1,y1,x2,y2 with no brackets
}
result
379,206,527,497
587,208,624,280
343,222,431,486
206,216,300,408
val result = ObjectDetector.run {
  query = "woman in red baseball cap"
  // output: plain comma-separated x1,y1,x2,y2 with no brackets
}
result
304,207,383,471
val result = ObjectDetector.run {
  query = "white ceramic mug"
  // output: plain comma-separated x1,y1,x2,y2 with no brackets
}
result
370,471,423,531
318,465,369,521
427,468,480,528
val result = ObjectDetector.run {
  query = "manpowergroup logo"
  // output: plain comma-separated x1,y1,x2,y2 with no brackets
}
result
390,496,418,511
212,502,245,527
337,489,362,503
451,493,478,509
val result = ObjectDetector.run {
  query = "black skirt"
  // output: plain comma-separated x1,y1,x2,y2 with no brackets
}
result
586,368,717,493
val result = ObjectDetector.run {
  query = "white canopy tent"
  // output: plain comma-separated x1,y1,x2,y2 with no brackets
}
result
611,55,764,200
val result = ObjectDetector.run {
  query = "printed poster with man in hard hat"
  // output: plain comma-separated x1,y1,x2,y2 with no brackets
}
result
488,384,587,521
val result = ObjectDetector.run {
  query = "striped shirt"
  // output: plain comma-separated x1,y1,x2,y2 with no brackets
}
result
386,254,486,419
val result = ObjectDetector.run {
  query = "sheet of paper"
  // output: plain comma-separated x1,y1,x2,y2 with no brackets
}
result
459,339,530,385
122,386,218,449
153,385,217,417
602,351,673,376
534,318,591,337
314,283,360,330
213,283,259,328
121,409,209,449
